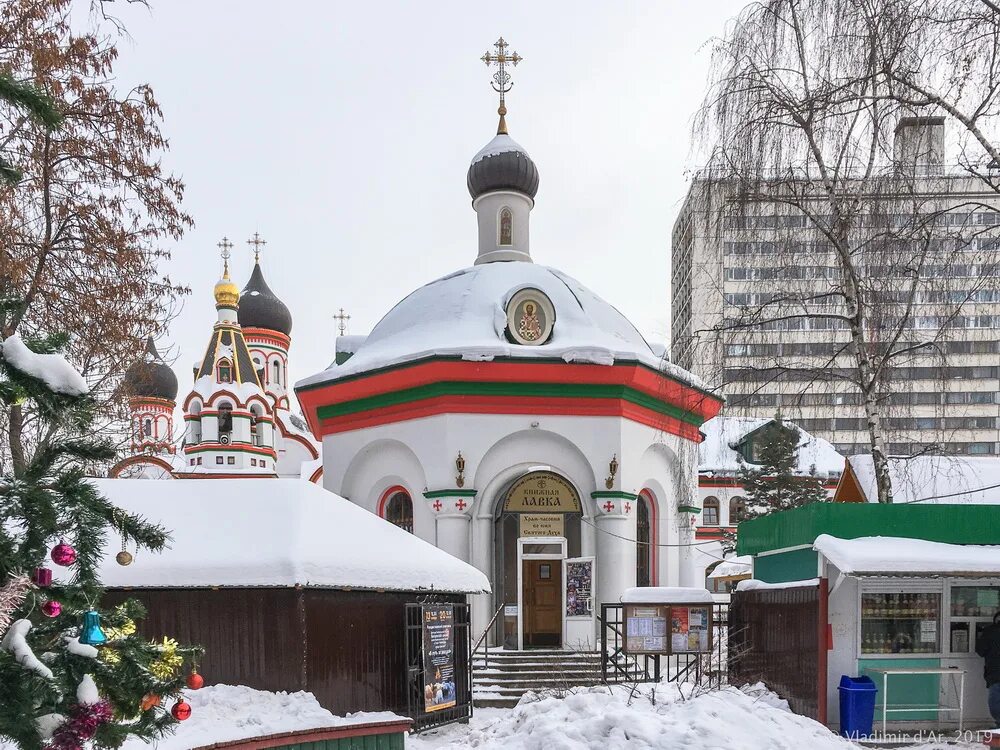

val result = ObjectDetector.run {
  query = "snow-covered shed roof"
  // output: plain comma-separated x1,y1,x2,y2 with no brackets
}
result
708,555,753,580
621,587,715,604
814,534,1000,576
90,479,490,594
698,416,844,479
841,454,1000,505
298,262,705,391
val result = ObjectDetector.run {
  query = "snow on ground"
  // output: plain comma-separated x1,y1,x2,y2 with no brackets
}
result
408,683,985,750
119,684,405,750
409,683,854,750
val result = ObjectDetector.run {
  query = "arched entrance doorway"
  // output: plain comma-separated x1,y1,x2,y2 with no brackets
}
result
492,471,586,649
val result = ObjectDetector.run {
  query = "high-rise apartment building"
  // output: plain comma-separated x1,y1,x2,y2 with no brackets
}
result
671,118,1000,457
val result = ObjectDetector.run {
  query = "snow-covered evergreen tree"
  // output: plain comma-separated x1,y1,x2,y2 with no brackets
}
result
737,416,829,520
0,315,201,750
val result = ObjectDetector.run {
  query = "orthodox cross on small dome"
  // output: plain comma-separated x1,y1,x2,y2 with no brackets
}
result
247,232,267,264
481,36,522,135
217,236,233,275
333,307,351,336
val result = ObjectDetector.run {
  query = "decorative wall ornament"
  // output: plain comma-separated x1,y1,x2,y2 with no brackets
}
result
605,454,619,489
455,452,466,488
505,287,555,346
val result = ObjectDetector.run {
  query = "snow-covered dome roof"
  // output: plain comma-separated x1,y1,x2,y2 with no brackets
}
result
467,134,539,200
298,262,700,389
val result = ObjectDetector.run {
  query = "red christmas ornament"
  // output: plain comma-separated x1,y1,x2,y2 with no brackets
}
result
41,600,62,617
171,700,192,721
186,670,204,690
51,541,77,567
32,567,52,587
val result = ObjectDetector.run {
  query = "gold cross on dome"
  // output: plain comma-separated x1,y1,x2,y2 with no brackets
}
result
334,308,351,337
481,36,522,134
217,236,233,274
247,232,267,263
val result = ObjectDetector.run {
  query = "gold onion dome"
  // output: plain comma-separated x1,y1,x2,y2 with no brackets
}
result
214,268,240,308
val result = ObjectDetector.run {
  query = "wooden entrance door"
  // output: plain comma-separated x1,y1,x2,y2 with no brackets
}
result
522,559,562,647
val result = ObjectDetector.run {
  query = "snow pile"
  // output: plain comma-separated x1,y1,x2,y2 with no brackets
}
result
117,684,406,750
1,335,88,395
408,682,854,750
90,478,491,593
738,578,820,592
698,416,844,478
846,454,1000,504
299,262,707,393
814,534,1000,576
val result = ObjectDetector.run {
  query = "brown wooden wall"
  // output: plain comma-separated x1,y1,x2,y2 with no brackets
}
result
729,586,820,719
104,588,464,717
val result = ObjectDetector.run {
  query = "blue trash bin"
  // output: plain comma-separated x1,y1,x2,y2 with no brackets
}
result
839,675,878,738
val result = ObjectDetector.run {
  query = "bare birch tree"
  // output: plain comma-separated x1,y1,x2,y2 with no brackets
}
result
693,0,1000,503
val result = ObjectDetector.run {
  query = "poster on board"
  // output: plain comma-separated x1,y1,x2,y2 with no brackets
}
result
565,560,594,617
421,605,456,713
624,605,669,653
671,606,710,652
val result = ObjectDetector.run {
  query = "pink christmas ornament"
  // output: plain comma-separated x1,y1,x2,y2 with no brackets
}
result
41,600,62,618
51,541,77,567
32,567,52,587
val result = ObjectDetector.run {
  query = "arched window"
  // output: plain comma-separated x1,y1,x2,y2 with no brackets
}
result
272,360,281,386
702,496,720,526
217,359,232,384
143,418,152,437
384,490,413,534
217,402,233,434
729,496,747,525
499,207,513,246
636,492,654,587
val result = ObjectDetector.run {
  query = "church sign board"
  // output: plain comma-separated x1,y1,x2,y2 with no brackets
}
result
421,604,457,713
503,472,581,514
519,513,564,537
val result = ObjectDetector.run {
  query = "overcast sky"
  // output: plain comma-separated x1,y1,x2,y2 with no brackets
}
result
110,1,747,399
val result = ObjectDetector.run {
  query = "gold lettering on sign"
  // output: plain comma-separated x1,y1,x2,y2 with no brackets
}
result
519,513,565,538
503,472,582,513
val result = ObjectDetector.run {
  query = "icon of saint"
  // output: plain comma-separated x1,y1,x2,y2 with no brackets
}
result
518,301,542,341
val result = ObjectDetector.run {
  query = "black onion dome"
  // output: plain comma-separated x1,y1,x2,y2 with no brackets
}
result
123,337,178,401
467,134,539,200
238,262,292,335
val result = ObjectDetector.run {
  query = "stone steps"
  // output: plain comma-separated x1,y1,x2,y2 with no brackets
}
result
472,649,606,708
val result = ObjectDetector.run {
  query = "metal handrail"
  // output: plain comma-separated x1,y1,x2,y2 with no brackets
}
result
471,603,506,672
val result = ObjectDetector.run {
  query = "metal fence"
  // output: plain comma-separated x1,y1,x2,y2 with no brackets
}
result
729,586,820,719
599,603,729,688
404,600,473,733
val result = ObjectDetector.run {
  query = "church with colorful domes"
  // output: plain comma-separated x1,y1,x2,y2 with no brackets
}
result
294,39,722,650
111,241,321,482
111,38,721,651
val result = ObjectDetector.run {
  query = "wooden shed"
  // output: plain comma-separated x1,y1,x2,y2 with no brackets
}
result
94,479,490,726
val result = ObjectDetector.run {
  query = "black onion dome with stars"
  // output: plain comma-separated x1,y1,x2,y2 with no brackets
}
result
238,262,292,335
467,133,540,201
122,337,179,401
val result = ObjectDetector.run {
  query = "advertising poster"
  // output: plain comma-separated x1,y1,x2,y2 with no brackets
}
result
421,605,456,713
565,560,594,617
672,606,710,652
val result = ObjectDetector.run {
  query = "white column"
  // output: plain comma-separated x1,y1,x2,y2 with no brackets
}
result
424,492,476,563
592,493,637,608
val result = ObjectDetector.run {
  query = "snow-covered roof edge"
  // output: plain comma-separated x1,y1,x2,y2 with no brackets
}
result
621,586,715,604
